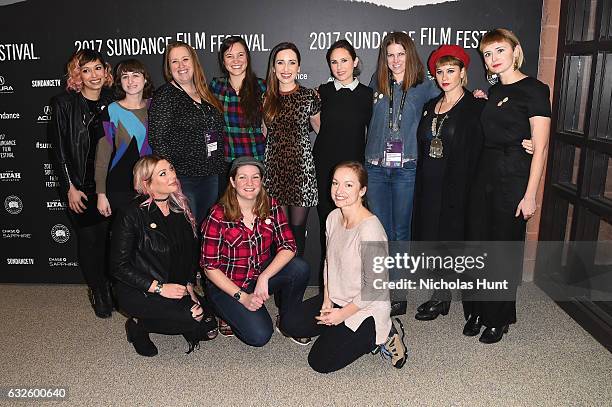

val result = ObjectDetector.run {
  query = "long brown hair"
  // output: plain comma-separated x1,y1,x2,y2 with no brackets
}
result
218,36,263,126
219,164,271,221
376,32,425,97
163,41,222,112
263,42,301,125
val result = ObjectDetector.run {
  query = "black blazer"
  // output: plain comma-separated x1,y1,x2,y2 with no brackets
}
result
49,89,114,195
412,90,485,241
110,197,199,292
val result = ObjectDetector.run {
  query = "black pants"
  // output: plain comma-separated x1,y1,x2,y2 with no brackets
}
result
69,194,110,290
115,282,216,337
290,294,377,373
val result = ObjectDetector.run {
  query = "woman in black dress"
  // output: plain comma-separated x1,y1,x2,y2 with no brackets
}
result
50,49,114,318
465,28,551,344
313,39,373,259
412,45,484,320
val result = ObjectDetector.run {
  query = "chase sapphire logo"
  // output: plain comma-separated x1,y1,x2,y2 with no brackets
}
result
51,224,70,244
4,195,22,214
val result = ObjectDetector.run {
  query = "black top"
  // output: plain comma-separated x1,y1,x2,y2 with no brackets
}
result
148,82,225,177
158,210,194,285
481,77,551,148
110,197,199,292
313,81,373,164
413,90,485,241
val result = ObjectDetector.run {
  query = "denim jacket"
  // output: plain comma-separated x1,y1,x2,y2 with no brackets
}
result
365,75,439,162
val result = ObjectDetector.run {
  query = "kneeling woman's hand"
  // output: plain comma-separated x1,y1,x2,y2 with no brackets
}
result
316,308,347,326
253,275,270,302
239,292,265,312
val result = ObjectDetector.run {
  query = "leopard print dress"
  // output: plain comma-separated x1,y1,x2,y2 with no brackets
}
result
264,86,321,207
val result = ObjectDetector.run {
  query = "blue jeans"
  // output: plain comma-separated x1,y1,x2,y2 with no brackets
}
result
178,175,219,229
206,257,310,347
365,161,416,241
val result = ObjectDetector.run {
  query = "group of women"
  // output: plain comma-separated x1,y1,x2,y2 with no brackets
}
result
49,27,550,372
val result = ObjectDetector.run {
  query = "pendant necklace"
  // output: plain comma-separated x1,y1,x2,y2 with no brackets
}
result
429,92,464,159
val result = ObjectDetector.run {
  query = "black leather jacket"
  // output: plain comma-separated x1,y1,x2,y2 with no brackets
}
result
49,89,113,195
110,197,199,292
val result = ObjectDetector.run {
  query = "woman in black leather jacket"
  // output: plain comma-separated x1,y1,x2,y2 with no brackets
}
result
49,49,115,318
110,154,217,357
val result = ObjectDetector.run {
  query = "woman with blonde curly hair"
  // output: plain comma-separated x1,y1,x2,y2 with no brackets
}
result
111,154,218,357
49,49,115,319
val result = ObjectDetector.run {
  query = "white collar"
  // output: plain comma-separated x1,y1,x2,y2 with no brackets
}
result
333,78,359,91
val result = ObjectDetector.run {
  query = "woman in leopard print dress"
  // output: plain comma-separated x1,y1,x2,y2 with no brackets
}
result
263,42,321,256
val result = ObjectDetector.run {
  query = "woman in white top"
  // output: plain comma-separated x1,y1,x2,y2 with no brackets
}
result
288,161,407,373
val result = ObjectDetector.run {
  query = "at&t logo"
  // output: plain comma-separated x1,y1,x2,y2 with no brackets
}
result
0,75,14,94
51,224,70,243
4,195,22,214
37,105,52,123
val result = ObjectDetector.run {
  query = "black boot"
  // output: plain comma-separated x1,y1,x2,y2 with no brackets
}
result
101,282,115,312
125,318,158,356
479,325,509,344
463,314,483,337
415,300,450,321
89,288,112,318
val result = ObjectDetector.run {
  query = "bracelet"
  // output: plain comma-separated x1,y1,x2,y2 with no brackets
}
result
154,281,163,295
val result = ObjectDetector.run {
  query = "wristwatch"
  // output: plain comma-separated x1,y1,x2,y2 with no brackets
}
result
154,281,163,295
233,289,242,301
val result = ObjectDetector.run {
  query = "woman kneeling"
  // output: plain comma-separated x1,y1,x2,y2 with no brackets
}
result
111,155,217,357
201,157,310,347
291,161,407,373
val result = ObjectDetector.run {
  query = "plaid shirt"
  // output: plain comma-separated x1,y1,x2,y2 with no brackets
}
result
200,198,296,289
210,77,267,161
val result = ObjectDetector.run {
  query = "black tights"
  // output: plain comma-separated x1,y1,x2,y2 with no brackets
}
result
74,219,110,290
282,206,310,257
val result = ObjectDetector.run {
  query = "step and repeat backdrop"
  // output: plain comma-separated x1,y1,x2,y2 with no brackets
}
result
0,0,544,283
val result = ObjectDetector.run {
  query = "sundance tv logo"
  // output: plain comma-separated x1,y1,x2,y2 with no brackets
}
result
51,224,70,243
0,75,15,94
32,78,61,88
6,258,34,265
37,105,52,123
4,195,22,214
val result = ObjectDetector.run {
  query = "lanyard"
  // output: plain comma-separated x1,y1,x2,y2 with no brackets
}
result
172,80,205,111
388,80,407,132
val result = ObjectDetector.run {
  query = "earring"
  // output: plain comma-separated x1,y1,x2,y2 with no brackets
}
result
513,58,519,71
486,70,499,85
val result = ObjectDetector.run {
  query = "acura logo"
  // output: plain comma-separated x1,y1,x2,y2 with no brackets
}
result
0,76,4,86
43,105,51,115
